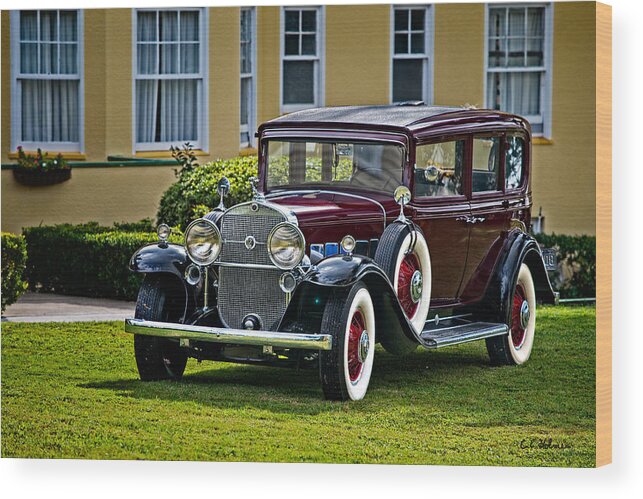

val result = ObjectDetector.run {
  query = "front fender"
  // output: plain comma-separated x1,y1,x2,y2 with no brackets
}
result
129,242,188,279
279,254,422,355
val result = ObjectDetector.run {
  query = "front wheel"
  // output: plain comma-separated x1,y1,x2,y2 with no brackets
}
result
319,282,376,401
486,263,537,365
133,275,188,381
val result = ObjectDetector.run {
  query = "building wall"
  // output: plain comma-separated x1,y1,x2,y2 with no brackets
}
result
1,3,598,236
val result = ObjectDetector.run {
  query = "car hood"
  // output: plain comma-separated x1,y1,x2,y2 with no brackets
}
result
266,190,398,228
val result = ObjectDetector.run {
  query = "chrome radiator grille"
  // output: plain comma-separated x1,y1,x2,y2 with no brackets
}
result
217,202,289,331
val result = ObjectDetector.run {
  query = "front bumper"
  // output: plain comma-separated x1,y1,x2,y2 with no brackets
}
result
124,318,333,351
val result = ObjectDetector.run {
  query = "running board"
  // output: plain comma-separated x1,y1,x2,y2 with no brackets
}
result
420,321,508,349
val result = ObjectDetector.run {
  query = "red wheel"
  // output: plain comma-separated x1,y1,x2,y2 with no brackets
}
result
397,253,421,320
347,309,368,383
510,284,528,349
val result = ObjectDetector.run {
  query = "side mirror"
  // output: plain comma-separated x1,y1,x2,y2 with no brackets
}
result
424,165,440,183
393,185,411,222
217,177,231,210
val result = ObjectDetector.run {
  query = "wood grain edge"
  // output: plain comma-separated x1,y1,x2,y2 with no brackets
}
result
595,0,612,468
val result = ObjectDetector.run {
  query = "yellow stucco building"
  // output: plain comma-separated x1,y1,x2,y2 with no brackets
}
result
1,2,599,235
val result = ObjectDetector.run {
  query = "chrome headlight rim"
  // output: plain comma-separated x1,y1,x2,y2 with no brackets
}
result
267,222,306,270
184,218,222,266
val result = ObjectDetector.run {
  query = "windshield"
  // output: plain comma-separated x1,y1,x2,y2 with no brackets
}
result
266,140,405,194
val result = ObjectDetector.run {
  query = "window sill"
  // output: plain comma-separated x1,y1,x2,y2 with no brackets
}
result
532,137,554,146
8,151,86,160
134,150,209,159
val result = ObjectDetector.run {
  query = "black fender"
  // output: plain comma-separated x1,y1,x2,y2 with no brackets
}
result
475,230,557,321
129,242,193,322
278,254,422,355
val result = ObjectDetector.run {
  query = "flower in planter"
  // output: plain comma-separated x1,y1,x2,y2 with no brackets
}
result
16,146,70,171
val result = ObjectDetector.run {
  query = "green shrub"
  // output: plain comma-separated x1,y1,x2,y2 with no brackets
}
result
535,233,596,299
1,232,28,312
157,155,258,229
23,222,182,301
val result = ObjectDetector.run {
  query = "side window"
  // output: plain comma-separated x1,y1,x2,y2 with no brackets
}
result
505,136,525,190
414,140,464,197
472,136,501,193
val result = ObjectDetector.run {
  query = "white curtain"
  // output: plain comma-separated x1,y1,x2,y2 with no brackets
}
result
136,10,200,144
20,10,79,143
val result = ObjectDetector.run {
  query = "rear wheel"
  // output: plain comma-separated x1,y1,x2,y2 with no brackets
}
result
319,282,376,401
486,263,536,365
133,275,188,381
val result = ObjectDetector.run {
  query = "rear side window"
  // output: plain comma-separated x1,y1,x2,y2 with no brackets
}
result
414,140,465,197
472,136,501,193
505,136,525,190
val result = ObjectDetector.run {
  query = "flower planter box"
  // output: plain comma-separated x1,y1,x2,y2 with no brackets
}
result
13,168,71,186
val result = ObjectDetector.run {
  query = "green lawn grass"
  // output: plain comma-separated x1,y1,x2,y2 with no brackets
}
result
1,306,595,466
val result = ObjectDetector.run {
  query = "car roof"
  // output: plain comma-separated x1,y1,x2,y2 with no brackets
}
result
264,104,529,135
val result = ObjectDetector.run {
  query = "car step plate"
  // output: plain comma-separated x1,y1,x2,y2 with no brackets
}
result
420,321,508,349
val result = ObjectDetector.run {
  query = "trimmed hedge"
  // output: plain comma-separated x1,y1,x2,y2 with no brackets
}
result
1,232,28,312
23,222,182,301
535,233,596,299
157,156,258,229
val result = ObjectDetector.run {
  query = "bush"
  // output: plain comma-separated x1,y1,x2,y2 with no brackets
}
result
23,222,182,301
157,156,258,229
1,233,28,312
535,233,596,299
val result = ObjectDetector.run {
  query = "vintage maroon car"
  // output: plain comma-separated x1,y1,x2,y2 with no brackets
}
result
125,104,557,401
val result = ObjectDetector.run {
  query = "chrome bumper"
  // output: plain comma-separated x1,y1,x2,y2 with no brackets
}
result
124,318,333,351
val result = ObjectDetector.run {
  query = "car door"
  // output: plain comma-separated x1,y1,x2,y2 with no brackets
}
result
409,137,471,307
458,133,510,302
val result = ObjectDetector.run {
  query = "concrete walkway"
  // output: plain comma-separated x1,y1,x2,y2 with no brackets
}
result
2,292,136,323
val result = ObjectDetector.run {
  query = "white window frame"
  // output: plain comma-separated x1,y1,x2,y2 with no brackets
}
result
280,6,325,113
484,3,553,138
240,7,256,148
10,10,85,153
390,5,434,105
132,8,208,152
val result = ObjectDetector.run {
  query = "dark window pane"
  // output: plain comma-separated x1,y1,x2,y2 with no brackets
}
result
472,137,501,192
137,44,157,74
284,34,299,55
160,11,178,41
507,37,525,67
301,34,316,55
159,44,178,74
40,11,57,41
283,60,315,105
508,8,525,36
180,11,199,41
301,10,316,31
20,11,38,41
526,37,543,66
180,43,199,73
394,33,408,54
411,9,425,30
394,9,407,31
488,8,506,37
393,59,423,102
137,11,157,41
60,44,78,74
411,33,425,54
285,10,299,32
527,7,544,37
505,136,524,190
20,43,38,73
40,43,58,73
60,11,78,41
240,77,250,125
488,38,506,67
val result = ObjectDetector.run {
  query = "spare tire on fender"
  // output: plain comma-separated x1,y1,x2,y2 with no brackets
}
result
374,222,432,333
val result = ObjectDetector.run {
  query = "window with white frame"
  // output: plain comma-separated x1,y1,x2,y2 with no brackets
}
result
282,7,323,111
240,8,255,147
392,5,431,104
134,9,206,151
11,10,83,151
486,4,551,136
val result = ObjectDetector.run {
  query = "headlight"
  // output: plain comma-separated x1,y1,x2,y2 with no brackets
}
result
185,218,221,266
267,222,305,270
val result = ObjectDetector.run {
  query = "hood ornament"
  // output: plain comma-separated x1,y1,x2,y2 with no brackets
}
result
249,176,265,202
217,176,231,210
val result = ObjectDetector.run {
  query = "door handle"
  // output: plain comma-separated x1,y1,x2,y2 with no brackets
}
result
456,215,485,224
